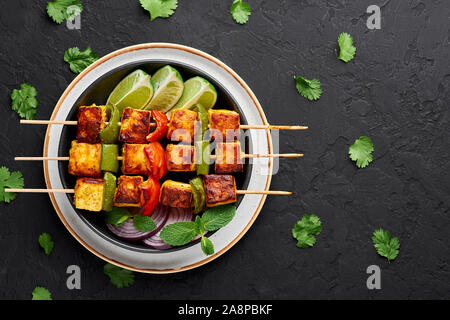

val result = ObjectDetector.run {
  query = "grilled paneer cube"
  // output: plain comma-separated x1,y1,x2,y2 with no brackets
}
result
166,144,196,172
208,109,241,141
159,180,192,208
119,108,151,144
113,175,143,207
68,140,102,177
167,109,198,143
76,104,107,143
203,174,237,207
74,177,105,212
122,144,149,175
215,142,243,174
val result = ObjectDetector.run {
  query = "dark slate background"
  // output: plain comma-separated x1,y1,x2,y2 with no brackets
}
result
0,0,449,300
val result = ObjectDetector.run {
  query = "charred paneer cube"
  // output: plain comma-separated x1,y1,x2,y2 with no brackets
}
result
167,109,198,143
121,144,149,175
159,180,192,208
68,140,102,177
203,174,237,207
119,108,151,144
74,177,104,212
76,104,107,143
215,142,243,174
208,109,241,141
113,175,143,207
166,144,196,172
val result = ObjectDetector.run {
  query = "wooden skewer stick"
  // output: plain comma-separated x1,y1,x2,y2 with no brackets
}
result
5,189,292,195
20,120,308,130
14,153,304,162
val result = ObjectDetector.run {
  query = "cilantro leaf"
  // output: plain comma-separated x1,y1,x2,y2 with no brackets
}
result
0,166,24,203
104,263,135,288
32,287,52,300
140,0,178,21
349,136,374,168
200,236,214,256
160,221,197,246
230,0,251,24
294,76,322,101
105,207,131,226
201,204,236,231
338,32,356,63
46,0,83,24
11,83,39,120
292,214,322,248
64,47,99,74
133,214,156,232
38,233,54,255
372,228,400,262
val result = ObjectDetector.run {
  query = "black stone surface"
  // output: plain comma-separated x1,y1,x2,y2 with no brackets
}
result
1,0,449,300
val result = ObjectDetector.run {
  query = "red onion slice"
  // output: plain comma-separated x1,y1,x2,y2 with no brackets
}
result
106,204,169,242
142,207,195,249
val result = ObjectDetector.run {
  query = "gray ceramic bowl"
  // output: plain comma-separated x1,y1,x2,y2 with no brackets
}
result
43,43,273,273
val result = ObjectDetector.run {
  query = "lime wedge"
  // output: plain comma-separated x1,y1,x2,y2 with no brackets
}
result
144,65,184,112
172,76,217,111
106,69,154,113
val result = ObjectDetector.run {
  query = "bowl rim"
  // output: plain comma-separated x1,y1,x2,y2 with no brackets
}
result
43,43,273,273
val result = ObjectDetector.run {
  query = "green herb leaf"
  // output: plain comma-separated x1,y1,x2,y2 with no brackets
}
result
201,204,236,231
38,233,54,255
46,0,83,24
133,214,156,232
139,0,178,21
292,214,322,248
194,215,204,235
103,263,135,288
0,166,24,203
372,228,400,262
338,32,356,63
11,83,39,120
230,0,251,24
294,76,322,101
32,287,52,300
64,47,99,74
349,136,374,168
160,221,197,246
105,207,131,226
201,236,214,255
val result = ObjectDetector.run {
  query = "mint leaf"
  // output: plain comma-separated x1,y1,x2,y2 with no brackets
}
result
201,204,236,231
105,207,131,226
160,221,197,246
38,233,54,255
372,228,400,262
201,236,214,255
294,76,322,101
133,214,156,232
0,166,24,203
194,215,204,235
230,0,251,24
64,47,99,74
292,214,322,248
338,32,356,62
32,287,52,300
139,0,178,21
104,263,134,288
46,0,83,24
349,136,374,168
11,83,39,120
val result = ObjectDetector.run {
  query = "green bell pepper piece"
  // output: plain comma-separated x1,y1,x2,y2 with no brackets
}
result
193,104,208,140
195,140,210,176
101,144,119,173
189,177,206,214
102,172,117,212
100,105,120,144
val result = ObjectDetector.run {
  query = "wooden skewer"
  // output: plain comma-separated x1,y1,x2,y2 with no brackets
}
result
15,153,304,162
20,119,308,130
5,189,292,195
